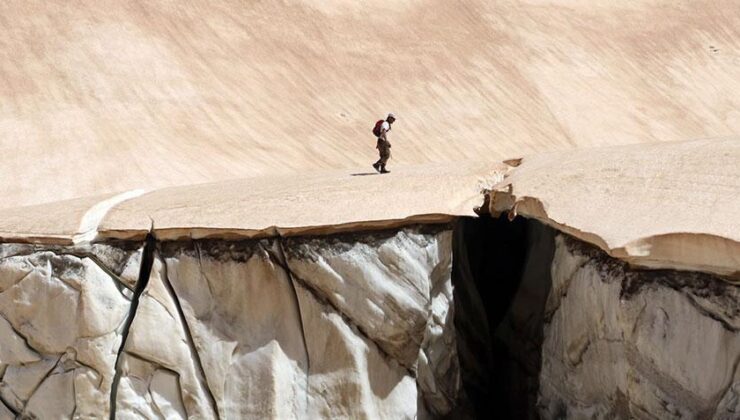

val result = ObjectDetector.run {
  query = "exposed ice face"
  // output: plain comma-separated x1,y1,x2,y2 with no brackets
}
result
0,243,142,418
1,220,737,419
0,226,457,418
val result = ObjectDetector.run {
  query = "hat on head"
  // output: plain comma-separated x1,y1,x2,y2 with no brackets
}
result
387,112,396,119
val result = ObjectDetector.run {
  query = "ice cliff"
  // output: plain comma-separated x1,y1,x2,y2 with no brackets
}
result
0,227,460,418
0,217,737,419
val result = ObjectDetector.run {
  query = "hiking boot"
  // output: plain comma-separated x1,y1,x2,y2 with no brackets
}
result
372,163,381,173
380,168,390,174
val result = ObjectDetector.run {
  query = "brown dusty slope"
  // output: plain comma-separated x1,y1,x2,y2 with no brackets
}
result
2,1,740,207
489,137,740,279
0,161,504,244
0,139,737,278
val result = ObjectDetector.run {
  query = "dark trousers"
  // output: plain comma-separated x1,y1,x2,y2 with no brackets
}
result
375,138,391,167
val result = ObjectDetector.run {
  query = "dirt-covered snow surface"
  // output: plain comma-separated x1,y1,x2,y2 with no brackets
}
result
0,138,738,417
1,0,739,417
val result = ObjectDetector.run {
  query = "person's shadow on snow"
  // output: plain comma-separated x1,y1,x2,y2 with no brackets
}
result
350,172,380,176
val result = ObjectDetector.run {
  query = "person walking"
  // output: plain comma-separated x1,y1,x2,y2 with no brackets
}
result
372,113,396,174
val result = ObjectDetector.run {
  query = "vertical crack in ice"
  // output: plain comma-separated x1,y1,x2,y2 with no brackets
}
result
83,253,135,294
159,246,221,420
71,365,79,419
272,238,311,414
109,233,156,419
194,241,217,308
0,397,18,417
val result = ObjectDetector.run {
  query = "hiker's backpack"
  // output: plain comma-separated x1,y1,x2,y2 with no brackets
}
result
372,120,384,137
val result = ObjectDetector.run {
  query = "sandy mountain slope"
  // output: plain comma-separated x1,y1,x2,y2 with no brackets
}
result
488,137,740,279
1,0,739,207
